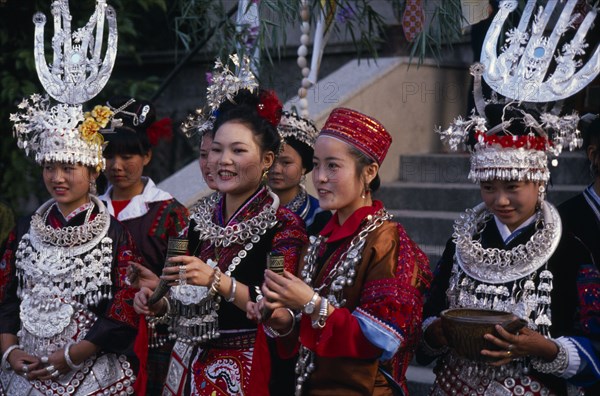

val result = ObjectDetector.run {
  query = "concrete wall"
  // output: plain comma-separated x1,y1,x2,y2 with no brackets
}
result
286,57,471,186
159,56,471,205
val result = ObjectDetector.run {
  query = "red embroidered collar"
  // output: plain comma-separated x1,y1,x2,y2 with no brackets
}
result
319,200,383,243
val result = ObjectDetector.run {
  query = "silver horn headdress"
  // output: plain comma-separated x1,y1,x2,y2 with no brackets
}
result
481,0,599,103
180,54,258,139
11,0,118,172
34,0,117,105
437,0,598,183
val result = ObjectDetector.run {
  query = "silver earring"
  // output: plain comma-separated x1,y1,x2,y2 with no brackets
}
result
361,183,370,199
89,180,97,195
300,173,306,187
538,184,546,202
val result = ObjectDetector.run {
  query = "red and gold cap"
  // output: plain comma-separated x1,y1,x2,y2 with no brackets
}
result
320,107,392,164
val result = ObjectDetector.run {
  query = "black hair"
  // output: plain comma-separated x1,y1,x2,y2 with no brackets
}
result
584,117,600,176
583,117,600,151
212,89,281,155
102,97,157,158
285,137,314,173
489,0,500,14
347,145,381,193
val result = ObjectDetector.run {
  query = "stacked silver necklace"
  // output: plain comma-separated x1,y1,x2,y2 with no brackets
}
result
30,201,106,247
190,190,279,247
295,209,392,395
14,196,112,357
447,200,561,335
169,189,280,344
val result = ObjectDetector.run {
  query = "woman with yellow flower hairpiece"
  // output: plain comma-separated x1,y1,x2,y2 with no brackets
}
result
1,94,144,395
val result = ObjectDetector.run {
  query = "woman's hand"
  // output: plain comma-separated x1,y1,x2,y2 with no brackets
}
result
163,255,214,287
246,301,261,322
133,287,166,316
127,261,160,290
482,325,558,366
424,318,448,349
6,348,40,378
262,269,315,311
27,348,68,381
266,307,295,333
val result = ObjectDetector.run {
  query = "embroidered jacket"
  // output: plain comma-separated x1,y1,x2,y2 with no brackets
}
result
187,187,308,330
419,213,600,394
0,202,142,395
255,200,431,396
558,186,600,267
100,177,189,276
161,187,307,396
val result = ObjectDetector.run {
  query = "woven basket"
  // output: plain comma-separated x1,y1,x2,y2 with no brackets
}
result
441,308,526,361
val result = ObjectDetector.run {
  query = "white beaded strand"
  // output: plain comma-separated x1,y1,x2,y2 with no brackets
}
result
298,0,311,118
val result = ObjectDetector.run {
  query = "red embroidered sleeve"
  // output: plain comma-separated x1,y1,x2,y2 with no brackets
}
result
298,223,432,374
299,308,381,357
0,229,17,303
151,199,189,239
272,208,308,273
0,229,20,335
371,225,432,383
107,226,143,329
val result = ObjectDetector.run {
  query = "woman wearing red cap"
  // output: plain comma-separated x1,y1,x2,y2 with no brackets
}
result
252,108,432,395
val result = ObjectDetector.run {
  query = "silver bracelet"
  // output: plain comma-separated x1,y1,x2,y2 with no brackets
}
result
264,309,296,338
209,267,222,296
63,342,84,371
148,296,171,325
2,344,23,370
531,340,569,374
226,277,237,303
312,296,330,329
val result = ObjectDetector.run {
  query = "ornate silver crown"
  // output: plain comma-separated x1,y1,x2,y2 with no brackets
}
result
33,0,118,105
181,54,259,138
278,111,318,148
437,0,596,181
11,0,118,172
481,0,599,103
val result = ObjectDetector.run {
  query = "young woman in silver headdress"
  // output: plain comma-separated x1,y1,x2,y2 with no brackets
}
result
419,103,600,395
1,98,141,395
269,111,330,235
133,56,307,395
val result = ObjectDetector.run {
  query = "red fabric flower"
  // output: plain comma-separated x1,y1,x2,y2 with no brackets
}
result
257,90,282,127
146,118,173,146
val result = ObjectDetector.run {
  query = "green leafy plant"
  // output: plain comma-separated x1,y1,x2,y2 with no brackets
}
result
170,0,466,66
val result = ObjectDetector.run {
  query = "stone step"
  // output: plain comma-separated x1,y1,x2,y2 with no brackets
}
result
406,364,435,395
390,209,456,254
399,152,591,185
376,182,582,212
416,244,445,268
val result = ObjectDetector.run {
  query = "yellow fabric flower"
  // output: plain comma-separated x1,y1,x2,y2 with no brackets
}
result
79,117,100,140
91,105,113,128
